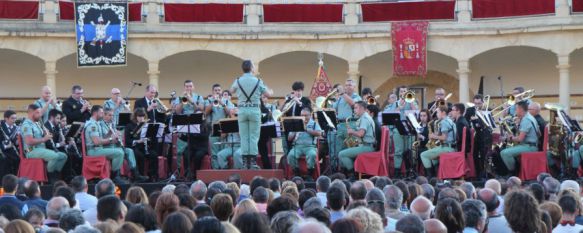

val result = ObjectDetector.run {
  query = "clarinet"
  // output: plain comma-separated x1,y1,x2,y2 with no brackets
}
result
39,122,58,152
62,125,81,158
0,125,17,155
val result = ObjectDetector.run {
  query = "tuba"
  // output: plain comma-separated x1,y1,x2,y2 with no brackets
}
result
344,118,361,148
546,103,566,157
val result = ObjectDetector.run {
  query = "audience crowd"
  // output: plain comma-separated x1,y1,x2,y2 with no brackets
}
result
0,172,582,233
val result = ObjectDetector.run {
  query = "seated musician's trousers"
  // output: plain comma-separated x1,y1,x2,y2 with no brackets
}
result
27,148,67,172
338,145,375,171
287,145,317,169
420,146,455,168
500,144,537,171
88,148,124,171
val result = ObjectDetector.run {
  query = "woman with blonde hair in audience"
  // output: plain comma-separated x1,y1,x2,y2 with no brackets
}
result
281,181,297,192
345,207,384,233
232,199,258,223
222,222,241,233
115,222,146,233
282,186,299,205
4,220,35,233
155,193,180,226
94,219,120,233
127,186,149,205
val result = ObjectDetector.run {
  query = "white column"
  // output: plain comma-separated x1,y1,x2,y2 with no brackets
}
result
146,1,160,26
344,0,359,26
457,60,470,103
456,0,472,23
43,0,58,23
246,3,261,26
556,0,570,18
557,54,571,113
148,61,160,88
347,61,360,85
45,61,58,97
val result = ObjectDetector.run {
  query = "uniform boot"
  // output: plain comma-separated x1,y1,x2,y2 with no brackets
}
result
306,169,315,182
111,170,128,185
394,168,402,179
424,167,434,178
249,155,260,170
47,172,59,184
131,168,148,183
293,168,300,177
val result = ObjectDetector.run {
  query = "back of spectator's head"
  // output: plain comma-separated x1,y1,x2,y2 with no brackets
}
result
365,187,385,204
116,222,145,233
93,219,119,233
506,176,522,190
233,212,272,233
504,190,543,233
54,186,77,208
0,204,22,221
270,211,300,233
174,184,190,196
291,177,305,191
375,177,392,190
484,179,501,195
250,176,269,194
303,197,323,213
98,195,124,223
291,218,331,233
47,196,70,221
95,178,116,198
396,215,424,233
384,185,403,209
125,204,159,232
162,212,193,233
70,176,88,193
177,193,195,209
59,208,85,232
460,182,476,200
193,204,214,218
24,208,44,228
543,177,560,198
208,181,227,193
539,202,562,229
269,178,281,193
410,196,433,220
267,196,299,219
190,180,207,201
423,219,447,233
126,186,149,205
560,180,580,193
298,189,316,211
304,207,331,227
529,183,545,204
416,176,429,185
191,216,224,233
23,180,40,199
232,199,256,222
461,199,487,231
210,194,233,222
350,181,367,201
316,176,331,193
253,187,269,204
281,186,299,203
477,188,499,213
205,187,221,205
421,184,435,202
4,219,34,233
537,173,551,185
345,207,383,233
330,218,362,233
437,188,459,203
228,174,241,186
434,198,464,233
2,174,18,193
326,186,346,211
155,193,180,225
558,193,579,214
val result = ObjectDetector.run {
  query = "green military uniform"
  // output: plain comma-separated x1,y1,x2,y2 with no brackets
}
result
331,93,362,168
84,118,124,171
230,73,268,162
383,102,398,113
98,120,137,170
507,99,532,117
570,147,583,169
287,118,321,169
21,118,67,172
339,112,376,170
34,98,61,123
204,97,234,162
104,99,127,127
214,133,242,169
420,117,456,168
501,112,539,171
172,93,204,115
393,101,419,170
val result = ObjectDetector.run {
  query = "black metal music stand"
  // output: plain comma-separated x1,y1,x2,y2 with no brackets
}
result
315,110,337,132
382,113,410,135
282,117,306,133
117,113,131,129
171,113,204,178
65,122,83,138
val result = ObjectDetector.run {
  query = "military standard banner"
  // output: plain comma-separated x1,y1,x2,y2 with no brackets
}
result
391,21,428,77
75,2,128,67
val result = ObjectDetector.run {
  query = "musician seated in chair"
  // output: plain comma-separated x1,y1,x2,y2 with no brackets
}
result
338,101,376,177
125,108,159,181
287,107,322,179
21,104,67,184
84,105,126,184
0,110,20,178
500,101,539,175
45,109,79,182
101,108,147,182
215,108,243,169
420,105,456,178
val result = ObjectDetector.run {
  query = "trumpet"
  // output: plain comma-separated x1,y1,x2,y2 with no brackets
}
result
55,99,63,108
491,89,535,118
367,95,380,106
80,97,91,111
181,95,190,105
152,98,169,113
403,91,416,104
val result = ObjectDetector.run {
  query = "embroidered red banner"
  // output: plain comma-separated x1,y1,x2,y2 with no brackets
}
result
391,21,429,77
310,65,333,100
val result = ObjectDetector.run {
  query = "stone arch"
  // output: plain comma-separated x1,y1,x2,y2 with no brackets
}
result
258,51,348,95
469,46,558,96
257,43,350,64
373,70,470,109
570,48,583,96
0,49,46,99
158,50,245,96
55,53,149,98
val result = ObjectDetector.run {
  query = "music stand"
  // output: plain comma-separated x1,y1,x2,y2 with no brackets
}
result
261,123,278,138
315,110,337,132
382,113,409,135
65,122,84,138
171,113,204,177
212,123,221,137
282,117,305,133
117,113,131,129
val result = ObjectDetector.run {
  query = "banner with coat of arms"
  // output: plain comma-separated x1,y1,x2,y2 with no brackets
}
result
391,21,429,77
309,61,333,100
75,1,128,67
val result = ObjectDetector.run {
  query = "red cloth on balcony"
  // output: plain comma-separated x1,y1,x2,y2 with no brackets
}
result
59,1,142,21
472,0,555,19
362,1,455,22
163,3,243,23
263,4,343,23
574,0,583,13
0,1,38,19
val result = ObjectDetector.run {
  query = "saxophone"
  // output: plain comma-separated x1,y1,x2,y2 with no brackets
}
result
426,119,441,149
344,118,361,148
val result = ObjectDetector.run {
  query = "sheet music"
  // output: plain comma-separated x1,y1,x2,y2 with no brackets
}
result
404,110,419,118
175,124,201,134
406,113,422,133
140,123,166,138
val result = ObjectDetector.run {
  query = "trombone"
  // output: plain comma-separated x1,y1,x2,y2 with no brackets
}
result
429,93,452,114
491,89,535,118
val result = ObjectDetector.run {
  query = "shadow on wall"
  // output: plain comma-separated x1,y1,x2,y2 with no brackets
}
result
372,70,474,109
